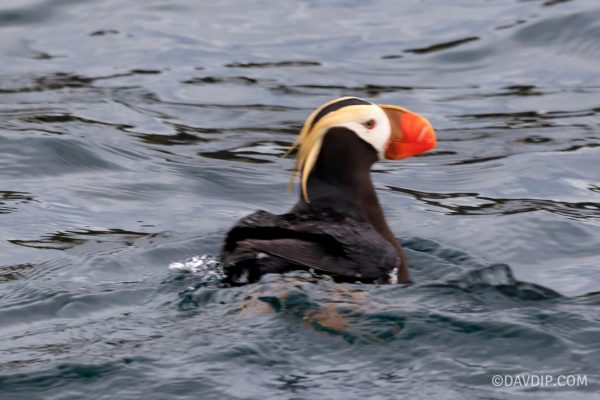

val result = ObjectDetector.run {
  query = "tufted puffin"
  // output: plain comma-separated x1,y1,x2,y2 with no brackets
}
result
221,97,436,286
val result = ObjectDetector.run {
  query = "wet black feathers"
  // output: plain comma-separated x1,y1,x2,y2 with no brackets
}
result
221,125,399,286
221,209,397,285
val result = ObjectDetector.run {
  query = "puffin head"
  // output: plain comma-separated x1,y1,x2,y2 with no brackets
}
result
288,97,437,202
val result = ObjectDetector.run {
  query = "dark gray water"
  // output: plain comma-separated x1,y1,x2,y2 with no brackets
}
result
1,0,599,398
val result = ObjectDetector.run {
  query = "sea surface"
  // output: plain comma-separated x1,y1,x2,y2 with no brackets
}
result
1,0,599,399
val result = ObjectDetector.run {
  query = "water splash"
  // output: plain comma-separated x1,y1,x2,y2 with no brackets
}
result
389,266,398,284
168,255,223,281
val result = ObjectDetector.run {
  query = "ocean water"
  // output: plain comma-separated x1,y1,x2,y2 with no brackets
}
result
0,0,599,398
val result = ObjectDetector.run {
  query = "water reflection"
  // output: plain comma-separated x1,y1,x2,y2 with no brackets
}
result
388,186,600,220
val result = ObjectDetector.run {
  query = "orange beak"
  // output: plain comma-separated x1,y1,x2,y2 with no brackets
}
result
380,105,437,160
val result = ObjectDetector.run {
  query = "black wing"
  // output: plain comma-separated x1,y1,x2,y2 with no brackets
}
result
221,210,396,284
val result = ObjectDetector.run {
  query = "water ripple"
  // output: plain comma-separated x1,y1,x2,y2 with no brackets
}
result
388,186,600,220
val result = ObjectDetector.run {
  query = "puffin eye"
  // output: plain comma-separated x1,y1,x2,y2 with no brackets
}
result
363,119,376,130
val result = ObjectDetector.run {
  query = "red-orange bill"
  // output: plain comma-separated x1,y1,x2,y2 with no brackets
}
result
380,105,437,160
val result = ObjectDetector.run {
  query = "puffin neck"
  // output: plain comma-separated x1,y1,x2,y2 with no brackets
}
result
300,127,379,218
294,126,410,283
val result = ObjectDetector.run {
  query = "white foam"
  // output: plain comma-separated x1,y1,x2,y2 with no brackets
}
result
389,266,398,284
168,255,222,280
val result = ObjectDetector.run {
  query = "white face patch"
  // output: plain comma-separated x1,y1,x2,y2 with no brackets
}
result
337,105,392,159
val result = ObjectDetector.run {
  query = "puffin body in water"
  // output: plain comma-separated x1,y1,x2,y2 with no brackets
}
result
221,97,436,285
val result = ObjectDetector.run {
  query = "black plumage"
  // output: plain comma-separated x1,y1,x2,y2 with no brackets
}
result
221,208,397,285
221,128,407,285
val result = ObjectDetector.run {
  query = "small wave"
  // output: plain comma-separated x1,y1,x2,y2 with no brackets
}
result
0,190,37,215
201,140,291,164
182,76,258,85
225,61,321,68
0,358,151,395
270,83,416,97
513,9,600,61
446,264,563,300
404,37,480,55
388,186,600,220
0,71,161,94
0,136,126,178
89,29,119,36
10,228,151,252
